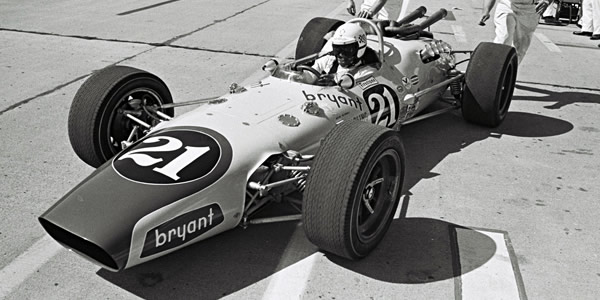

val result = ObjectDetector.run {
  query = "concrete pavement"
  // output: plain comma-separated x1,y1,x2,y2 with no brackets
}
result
1,0,599,299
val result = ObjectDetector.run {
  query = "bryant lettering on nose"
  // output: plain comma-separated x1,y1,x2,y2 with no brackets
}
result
155,208,214,247
141,204,224,257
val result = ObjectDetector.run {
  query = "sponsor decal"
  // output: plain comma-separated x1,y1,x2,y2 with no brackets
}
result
302,90,363,111
113,128,232,185
410,75,419,86
141,203,224,257
363,84,401,128
353,111,369,121
401,76,412,89
357,77,379,90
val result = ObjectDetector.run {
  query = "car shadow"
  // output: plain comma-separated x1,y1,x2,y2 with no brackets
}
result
399,109,573,191
330,108,573,283
98,221,307,299
513,83,600,109
98,108,573,299
329,198,496,284
98,213,495,298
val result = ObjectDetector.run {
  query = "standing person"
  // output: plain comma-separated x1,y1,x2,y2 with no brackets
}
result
347,0,389,19
573,0,600,39
480,0,539,64
540,0,562,25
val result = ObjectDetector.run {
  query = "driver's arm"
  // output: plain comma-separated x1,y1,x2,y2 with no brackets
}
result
300,56,329,82
311,56,329,74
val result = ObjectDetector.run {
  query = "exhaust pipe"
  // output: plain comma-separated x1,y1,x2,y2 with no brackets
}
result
385,8,448,38
418,8,448,29
396,6,427,26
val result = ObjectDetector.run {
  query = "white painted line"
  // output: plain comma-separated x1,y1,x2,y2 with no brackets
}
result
394,195,406,219
261,253,319,300
456,228,522,300
452,25,468,43
0,235,63,298
534,32,562,53
259,221,320,300
221,224,320,300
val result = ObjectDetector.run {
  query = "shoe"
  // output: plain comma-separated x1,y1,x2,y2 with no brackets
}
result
573,31,592,36
543,18,563,25
591,34,600,40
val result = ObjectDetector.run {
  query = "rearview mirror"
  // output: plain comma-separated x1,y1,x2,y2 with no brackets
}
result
262,59,279,73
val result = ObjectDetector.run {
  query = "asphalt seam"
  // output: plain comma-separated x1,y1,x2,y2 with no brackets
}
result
0,27,276,58
117,0,182,16
0,0,276,115
0,47,156,117
0,74,89,116
161,0,271,45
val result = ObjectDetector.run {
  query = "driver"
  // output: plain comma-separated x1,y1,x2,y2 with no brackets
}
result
308,22,377,83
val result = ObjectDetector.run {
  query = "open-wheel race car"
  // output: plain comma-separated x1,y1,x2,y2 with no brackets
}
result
39,7,518,271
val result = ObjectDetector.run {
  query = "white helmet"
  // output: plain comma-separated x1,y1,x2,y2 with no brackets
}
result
330,23,367,68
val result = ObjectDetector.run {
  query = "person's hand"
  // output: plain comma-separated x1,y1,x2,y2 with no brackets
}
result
346,0,356,15
479,14,490,26
535,0,550,15
357,9,374,19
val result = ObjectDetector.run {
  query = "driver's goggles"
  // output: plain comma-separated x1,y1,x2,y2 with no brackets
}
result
332,42,359,58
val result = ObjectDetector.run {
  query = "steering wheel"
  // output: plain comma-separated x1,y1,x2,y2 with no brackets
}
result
296,65,322,78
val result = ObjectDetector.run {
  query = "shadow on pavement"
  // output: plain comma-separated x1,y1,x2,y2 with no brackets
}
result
99,221,311,299
98,108,573,299
514,83,600,109
399,109,573,191
330,214,496,284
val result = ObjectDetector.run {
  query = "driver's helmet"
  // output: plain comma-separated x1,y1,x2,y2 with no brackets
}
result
330,23,367,68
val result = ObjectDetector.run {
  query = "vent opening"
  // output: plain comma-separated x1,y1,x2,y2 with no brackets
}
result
39,218,119,271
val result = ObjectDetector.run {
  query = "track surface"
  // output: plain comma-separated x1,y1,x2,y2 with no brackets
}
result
1,0,599,299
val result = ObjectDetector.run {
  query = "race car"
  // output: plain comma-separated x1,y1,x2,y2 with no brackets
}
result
39,7,518,271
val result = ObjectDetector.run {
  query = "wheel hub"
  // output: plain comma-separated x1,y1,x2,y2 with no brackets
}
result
362,178,383,214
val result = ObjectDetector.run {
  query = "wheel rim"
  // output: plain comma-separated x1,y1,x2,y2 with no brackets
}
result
103,87,165,159
497,62,515,119
356,149,401,243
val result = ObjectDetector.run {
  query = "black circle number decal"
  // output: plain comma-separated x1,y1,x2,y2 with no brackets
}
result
363,85,400,128
113,128,231,185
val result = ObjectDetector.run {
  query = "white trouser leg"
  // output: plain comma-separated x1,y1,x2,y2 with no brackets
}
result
494,11,517,46
581,0,594,32
592,0,600,34
513,11,539,64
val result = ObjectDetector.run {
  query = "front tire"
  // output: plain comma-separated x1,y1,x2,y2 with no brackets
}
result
68,65,174,168
461,42,518,127
303,121,405,260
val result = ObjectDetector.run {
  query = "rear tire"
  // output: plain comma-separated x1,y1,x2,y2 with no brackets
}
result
461,42,518,127
295,17,344,64
303,121,405,260
68,66,174,167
